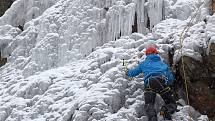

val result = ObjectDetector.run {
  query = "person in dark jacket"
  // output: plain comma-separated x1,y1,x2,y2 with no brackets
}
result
127,45,177,121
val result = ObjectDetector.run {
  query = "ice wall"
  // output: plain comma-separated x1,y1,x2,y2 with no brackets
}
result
0,0,213,120
0,34,209,121
0,0,207,77
0,0,138,77
0,0,60,26
0,25,21,58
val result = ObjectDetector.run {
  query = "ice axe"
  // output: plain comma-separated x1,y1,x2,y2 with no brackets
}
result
123,59,128,74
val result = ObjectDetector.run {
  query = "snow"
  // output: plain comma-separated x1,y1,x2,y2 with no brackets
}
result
0,0,174,75
164,0,207,20
0,36,209,120
0,0,60,26
0,25,21,58
0,0,213,120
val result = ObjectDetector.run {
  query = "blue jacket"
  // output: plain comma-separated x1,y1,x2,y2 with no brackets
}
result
127,54,174,86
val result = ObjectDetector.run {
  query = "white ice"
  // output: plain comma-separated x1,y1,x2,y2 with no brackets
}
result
0,0,213,120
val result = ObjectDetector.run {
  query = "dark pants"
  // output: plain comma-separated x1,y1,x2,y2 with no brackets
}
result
144,76,177,121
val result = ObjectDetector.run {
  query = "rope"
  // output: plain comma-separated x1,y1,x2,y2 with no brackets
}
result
123,1,208,120
178,0,207,120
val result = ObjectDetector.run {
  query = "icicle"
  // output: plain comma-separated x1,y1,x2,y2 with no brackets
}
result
148,0,163,29
136,0,146,34
124,3,135,35
105,2,136,41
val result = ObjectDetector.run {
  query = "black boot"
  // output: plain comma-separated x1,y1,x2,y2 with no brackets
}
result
160,87,177,120
160,105,172,120
149,116,158,121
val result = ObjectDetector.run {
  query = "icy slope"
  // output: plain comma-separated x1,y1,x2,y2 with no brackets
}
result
0,34,209,121
0,0,209,78
0,0,136,77
0,0,213,120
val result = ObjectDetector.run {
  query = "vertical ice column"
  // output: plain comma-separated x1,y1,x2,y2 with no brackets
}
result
104,0,115,8
91,0,116,8
148,0,163,29
135,0,146,34
105,2,135,42
106,5,121,42
124,3,136,35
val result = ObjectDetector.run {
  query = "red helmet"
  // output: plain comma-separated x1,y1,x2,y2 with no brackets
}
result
146,45,158,55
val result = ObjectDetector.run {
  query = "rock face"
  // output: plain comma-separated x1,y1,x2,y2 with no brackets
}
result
0,52,6,67
176,42,215,119
212,0,215,13
0,57,6,67
0,0,13,16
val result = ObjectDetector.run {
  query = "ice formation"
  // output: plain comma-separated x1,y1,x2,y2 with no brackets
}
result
0,0,213,120
2,0,205,77
0,0,170,76
0,0,60,26
0,34,209,121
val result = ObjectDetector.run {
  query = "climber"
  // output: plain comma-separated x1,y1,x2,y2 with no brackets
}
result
126,45,177,121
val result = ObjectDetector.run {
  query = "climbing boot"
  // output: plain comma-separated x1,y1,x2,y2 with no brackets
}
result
160,106,172,120
148,116,158,121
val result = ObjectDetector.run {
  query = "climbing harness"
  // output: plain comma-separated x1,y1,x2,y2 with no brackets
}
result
160,87,171,95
